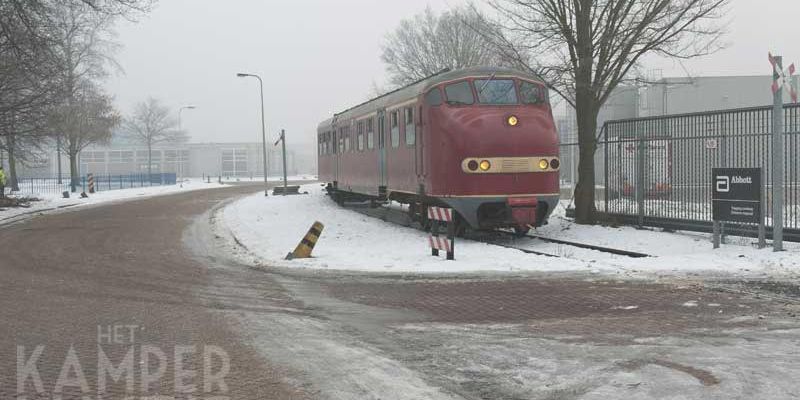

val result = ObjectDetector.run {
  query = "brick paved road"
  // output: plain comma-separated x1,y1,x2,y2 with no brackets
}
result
3,184,800,400
0,185,308,399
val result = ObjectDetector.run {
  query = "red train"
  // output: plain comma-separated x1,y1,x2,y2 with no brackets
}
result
317,67,560,233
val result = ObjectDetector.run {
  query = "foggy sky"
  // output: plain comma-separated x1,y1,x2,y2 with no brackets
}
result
104,0,799,150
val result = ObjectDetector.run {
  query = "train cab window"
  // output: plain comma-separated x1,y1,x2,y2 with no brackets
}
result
390,111,400,148
367,118,375,150
519,81,549,105
444,81,474,105
357,121,365,151
425,87,443,106
475,79,518,104
404,107,415,146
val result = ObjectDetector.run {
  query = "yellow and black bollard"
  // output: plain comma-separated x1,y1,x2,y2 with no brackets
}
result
286,221,324,260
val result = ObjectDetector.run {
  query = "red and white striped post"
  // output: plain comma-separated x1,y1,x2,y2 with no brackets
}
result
427,206,455,260
87,173,95,194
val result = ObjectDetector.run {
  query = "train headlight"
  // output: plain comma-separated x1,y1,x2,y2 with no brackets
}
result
479,160,491,171
538,159,549,170
507,115,519,126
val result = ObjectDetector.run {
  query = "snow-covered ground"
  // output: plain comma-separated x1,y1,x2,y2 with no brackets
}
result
221,183,800,277
0,178,226,225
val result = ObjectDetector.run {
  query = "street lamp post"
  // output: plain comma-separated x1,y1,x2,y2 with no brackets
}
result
236,72,269,196
178,105,197,186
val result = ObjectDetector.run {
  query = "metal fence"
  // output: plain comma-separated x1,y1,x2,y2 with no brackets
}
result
560,104,800,241
9,173,177,197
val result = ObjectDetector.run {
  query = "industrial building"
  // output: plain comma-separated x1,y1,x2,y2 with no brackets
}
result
7,140,317,180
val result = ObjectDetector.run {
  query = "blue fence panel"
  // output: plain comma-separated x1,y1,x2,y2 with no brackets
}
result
11,173,178,196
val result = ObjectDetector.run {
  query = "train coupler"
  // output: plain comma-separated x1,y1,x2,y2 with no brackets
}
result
507,196,538,228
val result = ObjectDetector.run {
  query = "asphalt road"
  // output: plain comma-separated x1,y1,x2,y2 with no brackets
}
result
2,184,800,400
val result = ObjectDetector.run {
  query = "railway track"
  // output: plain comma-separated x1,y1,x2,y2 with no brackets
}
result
342,200,652,260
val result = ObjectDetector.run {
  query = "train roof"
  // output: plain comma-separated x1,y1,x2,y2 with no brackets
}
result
317,66,543,130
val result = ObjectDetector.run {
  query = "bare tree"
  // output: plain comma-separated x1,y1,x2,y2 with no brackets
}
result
0,0,151,189
49,80,119,191
483,0,728,224
123,98,187,176
381,6,501,86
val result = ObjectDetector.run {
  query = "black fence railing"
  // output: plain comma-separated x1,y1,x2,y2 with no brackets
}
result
560,103,800,241
10,173,177,196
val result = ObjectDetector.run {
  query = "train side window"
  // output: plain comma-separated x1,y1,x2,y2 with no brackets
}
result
390,111,400,148
326,132,331,154
404,107,415,146
357,121,365,151
444,81,474,105
367,118,374,150
345,127,351,152
425,87,442,106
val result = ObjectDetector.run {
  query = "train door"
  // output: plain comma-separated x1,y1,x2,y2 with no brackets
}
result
377,110,388,193
332,125,339,184
415,105,424,180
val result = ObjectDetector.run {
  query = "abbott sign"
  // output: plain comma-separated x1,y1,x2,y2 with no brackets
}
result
712,168,762,224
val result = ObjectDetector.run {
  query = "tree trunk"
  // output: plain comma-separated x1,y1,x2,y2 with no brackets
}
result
6,134,19,192
573,0,597,225
69,152,79,193
147,142,152,178
573,100,599,224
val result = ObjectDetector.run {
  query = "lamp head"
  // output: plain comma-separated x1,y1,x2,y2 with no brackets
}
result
236,73,248,78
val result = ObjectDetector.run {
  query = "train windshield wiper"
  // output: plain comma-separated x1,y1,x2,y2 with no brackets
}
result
477,72,497,95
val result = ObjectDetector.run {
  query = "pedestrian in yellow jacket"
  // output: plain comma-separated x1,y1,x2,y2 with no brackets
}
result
0,166,6,198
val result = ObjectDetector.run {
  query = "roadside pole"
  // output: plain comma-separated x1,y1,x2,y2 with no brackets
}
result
768,53,797,252
274,129,288,195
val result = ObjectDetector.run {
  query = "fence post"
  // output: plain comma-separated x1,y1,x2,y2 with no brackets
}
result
772,56,785,252
636,126,645,227
759,168,767,249
603,124,609,214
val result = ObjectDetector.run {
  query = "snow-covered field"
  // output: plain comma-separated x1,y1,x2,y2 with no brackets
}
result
0,178,226,225
221,184,800,277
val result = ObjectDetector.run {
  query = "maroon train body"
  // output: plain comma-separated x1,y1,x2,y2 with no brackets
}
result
317,67,560,232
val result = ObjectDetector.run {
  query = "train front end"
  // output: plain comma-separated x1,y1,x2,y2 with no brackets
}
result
423,70,560,232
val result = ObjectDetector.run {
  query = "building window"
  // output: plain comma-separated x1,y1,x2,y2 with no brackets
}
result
405,108,415,146
82,151,106,163
222,149,248,177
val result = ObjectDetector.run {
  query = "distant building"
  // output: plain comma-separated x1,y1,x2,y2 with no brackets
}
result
10,141,318,179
